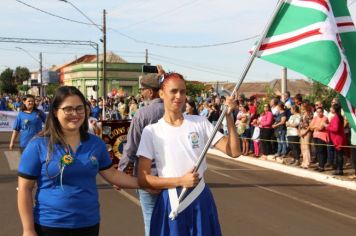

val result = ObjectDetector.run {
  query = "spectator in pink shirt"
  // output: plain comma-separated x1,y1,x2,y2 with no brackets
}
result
258,104,274,160
310,107,329,172
326,103,346,175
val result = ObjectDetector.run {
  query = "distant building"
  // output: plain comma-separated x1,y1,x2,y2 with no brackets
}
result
55,52,146,98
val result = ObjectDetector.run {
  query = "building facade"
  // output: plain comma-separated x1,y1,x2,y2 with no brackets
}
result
57,52,145,99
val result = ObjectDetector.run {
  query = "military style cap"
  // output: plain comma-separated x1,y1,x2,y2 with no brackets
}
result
139,73,160,89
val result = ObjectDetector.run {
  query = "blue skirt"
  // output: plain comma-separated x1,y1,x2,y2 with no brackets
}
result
150,185,222,236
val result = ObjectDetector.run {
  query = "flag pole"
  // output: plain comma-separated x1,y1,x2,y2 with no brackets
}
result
177,0,286,204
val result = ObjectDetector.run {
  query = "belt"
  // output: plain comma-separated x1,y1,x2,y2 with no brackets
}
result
168,178,205,220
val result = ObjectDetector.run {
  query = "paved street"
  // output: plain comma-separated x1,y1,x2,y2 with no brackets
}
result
1,132,356,236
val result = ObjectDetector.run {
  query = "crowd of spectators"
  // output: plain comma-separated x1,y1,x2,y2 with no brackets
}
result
184,91,355,178
1,89,355,178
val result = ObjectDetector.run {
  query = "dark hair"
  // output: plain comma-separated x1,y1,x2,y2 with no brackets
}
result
240,103,249,111
295,93,303,102
271,98,279,106
316,106,324,113
291,105,299,113
263,103,271,109
160,72,185,89
20,94,38,111
40,86,89,173
186,99,198,115
277,101,285,110
331,103,344,126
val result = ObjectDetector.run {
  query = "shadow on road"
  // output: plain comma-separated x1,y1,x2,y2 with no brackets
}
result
0,174,17,183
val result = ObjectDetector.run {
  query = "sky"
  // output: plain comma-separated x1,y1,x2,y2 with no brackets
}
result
1,0,356,83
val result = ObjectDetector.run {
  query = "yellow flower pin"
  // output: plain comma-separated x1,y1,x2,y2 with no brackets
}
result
61,154,74,166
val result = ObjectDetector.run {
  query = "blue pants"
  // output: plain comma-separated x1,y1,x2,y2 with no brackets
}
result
277,135,287,156
138,189,158,236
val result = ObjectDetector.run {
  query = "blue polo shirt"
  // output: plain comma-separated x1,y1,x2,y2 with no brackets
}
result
18,134,113,228
91,106,102,120
13,110,46,148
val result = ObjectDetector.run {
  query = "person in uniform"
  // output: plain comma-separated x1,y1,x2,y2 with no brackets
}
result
137,72,241,236
17,86,138,236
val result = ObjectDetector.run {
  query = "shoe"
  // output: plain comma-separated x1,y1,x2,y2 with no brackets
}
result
292,160,300,166
259,155,267,160
289,160,296,165
324,163,331,168
315,167,324,172
276,156,284,164
332,171,344,176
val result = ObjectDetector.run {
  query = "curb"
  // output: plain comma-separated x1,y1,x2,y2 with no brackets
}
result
208,149,356,191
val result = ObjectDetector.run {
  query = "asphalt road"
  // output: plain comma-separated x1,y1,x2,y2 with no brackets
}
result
1,132,356,236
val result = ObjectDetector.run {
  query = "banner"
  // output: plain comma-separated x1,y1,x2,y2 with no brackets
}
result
0,111,17,132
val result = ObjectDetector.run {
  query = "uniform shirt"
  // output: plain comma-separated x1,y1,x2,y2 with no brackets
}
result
118,98,164,175
18,134,112,228
13,110,46,148
137,115,224,178
351,128,356,146
91,106,102,120
0,98,6,110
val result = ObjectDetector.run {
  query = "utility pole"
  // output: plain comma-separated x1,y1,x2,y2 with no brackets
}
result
39,52,43,97
145,49,148,64
281,67,287,101
103,9,107,99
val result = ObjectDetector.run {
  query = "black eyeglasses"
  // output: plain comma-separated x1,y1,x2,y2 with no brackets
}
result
58,105,85,115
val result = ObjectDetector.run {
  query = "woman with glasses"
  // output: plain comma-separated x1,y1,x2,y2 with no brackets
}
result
137,73,240,236
9,94,46,152
17,86,138,236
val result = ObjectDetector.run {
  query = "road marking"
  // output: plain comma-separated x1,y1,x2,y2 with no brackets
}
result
4,151,20,171
98,177,141,207
208,166,270,171
208,168,356,221
115,189,141,207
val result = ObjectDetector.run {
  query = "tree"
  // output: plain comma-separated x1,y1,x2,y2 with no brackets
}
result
45,83,61,97
186,81,205,98
305,81,338,109
0,68,17,94
14,67,30,85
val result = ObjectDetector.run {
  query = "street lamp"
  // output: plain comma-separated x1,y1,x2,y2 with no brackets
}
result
59,0,106,99
15,47,43,96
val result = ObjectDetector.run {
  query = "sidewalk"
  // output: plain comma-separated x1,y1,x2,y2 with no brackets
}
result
208,148,356,191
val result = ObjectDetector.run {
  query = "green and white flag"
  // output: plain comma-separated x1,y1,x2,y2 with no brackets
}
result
256,0,356,107
339,94,356,130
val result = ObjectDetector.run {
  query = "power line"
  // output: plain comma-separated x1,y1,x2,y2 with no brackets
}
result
116,0,202,30
15,0,100,27
15,0,260,48
150,52,237,75
109,28,260,48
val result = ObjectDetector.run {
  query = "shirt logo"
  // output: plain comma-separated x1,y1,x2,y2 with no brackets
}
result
90,156,98,166
188,132,199,149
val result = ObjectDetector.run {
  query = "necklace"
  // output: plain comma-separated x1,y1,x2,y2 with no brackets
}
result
164,115,184,126
59,144,74,191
